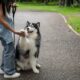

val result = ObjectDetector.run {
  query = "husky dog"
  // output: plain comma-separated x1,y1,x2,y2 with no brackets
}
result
16,21,41,74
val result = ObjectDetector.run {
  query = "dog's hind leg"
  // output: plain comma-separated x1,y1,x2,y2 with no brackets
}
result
36,63,41,68
17,61,25,70
16,66,21,71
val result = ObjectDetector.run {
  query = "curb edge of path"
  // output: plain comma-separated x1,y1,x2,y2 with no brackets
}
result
59,13,80,37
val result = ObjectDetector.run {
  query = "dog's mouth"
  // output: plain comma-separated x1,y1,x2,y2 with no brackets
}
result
27,27,35,33
27,30,34,33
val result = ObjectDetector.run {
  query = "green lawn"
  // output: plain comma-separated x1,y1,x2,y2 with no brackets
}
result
17,3,80,33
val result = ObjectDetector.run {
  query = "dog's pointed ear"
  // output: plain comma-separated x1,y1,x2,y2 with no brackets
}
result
37,22,40,27
26,21,30,26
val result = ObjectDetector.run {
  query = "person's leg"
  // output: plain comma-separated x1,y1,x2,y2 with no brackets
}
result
0,38,20,78
0,38,5,74
0,38,16,75
3,42,16,75
0,38,6,71
3,42,20,78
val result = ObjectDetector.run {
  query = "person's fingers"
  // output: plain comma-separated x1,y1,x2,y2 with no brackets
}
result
15,31,25,37
20,31,25,37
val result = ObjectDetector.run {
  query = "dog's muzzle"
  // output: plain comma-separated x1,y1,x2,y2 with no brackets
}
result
27,27,34,33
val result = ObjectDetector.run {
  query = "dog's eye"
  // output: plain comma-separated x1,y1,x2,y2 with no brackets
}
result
27,27,29,30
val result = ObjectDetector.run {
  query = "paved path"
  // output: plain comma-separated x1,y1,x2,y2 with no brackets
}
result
0,12,80,80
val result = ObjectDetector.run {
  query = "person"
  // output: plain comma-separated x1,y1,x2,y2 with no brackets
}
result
0,0,25,78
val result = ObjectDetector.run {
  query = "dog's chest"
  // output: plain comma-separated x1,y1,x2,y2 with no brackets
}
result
19,37,36,51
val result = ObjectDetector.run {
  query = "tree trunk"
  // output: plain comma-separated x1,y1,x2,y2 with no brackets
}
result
59,0,65,6
65,0,73,6
44,0,49,5
76,0,80,6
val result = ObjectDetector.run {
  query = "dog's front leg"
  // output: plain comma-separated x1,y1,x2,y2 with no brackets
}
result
30,56,39,74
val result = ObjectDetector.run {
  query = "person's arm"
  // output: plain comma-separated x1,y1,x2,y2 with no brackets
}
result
0,17,16,33
0,4,25,37
0,17,25,37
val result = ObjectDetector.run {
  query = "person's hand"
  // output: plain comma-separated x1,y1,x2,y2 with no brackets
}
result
15,31,25,37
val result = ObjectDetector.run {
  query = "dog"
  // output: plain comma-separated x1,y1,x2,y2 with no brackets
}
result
16,21,41,74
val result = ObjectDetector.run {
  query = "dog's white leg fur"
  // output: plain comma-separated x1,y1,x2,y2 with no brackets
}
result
17,61,25,70
17,67,21,71
36,58,41,68
30,56,39,74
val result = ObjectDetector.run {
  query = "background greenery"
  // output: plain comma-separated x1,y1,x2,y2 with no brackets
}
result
17,0,80,6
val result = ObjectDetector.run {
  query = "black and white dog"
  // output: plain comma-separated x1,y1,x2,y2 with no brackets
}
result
16,21,41,74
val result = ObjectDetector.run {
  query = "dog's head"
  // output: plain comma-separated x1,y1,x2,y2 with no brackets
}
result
24,21,40,37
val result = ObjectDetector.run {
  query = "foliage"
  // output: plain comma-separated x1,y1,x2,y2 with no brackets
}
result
16,0,80,7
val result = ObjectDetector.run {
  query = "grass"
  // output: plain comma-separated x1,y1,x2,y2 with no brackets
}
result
68,15,80,32
17,2,80,33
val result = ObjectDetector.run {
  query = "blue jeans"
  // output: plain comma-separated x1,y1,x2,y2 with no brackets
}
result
0,38,16,75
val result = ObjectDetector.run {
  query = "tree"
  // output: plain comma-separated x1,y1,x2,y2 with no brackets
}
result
44,0,49,4
59,0,74,6
59,0,65,6
65,0,73,6
76,0,80,6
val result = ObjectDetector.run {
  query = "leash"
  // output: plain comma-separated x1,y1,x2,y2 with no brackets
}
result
12,2,17,44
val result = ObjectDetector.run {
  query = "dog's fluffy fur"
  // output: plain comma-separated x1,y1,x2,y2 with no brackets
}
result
16,21,41,73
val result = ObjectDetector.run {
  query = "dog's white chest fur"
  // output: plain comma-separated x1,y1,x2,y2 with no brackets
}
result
19,37,30,51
